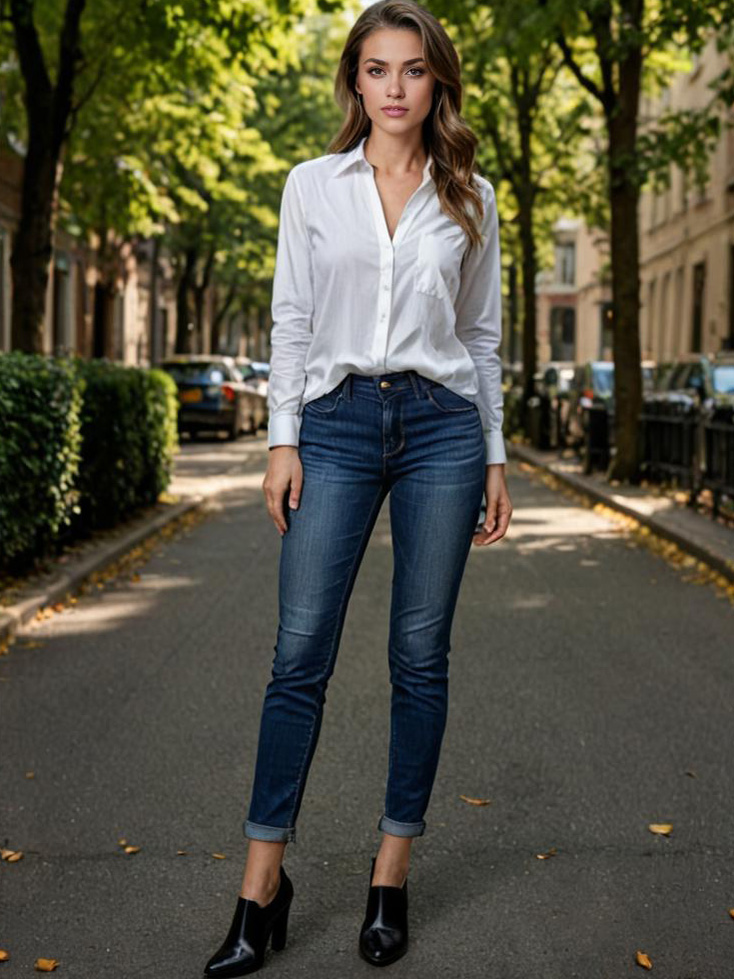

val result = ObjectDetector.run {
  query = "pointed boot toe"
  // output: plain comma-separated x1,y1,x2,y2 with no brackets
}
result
203,866,293,977
358,858,409,967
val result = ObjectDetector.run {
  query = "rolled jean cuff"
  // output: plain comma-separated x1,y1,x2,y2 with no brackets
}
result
243,819,297,843
377,814,426,838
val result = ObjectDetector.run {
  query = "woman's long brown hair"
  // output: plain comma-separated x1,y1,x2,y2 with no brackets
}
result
328,0,486,252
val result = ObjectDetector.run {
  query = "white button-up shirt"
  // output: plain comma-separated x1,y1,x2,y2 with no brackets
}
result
267,134,506,464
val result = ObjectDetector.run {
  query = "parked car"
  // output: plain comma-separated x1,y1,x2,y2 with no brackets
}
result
249,361,271,392
559,361,613,448
160,355,252,440
654,352,734,408
234,356,268,432
560,359,658,449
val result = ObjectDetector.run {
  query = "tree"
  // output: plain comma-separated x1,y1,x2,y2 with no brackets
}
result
539,0,734,481
0,0,330,354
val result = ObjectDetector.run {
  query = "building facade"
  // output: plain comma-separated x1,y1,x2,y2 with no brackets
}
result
535,33,733,368
639,35,734,359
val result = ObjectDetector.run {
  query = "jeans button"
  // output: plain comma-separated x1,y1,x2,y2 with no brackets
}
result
380,380,391,389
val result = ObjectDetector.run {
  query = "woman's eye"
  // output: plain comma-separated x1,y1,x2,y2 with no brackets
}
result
366,67,425,76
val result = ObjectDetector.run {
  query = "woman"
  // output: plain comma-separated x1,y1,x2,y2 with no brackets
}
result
204,0,513,973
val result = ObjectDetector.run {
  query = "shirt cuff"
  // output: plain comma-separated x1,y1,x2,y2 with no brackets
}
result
485,429,507,465
268,411,302,449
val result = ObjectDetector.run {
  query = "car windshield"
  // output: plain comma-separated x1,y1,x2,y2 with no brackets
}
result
162,362,227,384
237,364,257,380
592,366,614,395
712,364,734,394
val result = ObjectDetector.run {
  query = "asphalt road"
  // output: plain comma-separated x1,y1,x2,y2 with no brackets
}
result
2,436,733,979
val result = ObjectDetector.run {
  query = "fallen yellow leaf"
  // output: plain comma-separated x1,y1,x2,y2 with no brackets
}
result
26,771,35,778
0,949,9,961
635,949,652,969
536,847,558,859
729,908,734,919
34,958,60,972
212,853,226,860
6,851,23,862
176,850,187,856
117,838,127,846
648,823,672,836
123,846,141,855
459,795,491,806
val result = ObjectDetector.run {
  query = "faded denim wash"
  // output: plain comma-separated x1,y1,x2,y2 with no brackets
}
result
244,369,487,843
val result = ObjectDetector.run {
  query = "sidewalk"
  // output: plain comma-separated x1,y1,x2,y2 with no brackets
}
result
507,438,734,585
0,436,269,646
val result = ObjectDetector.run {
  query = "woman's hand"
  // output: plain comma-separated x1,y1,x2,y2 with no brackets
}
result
263,446,303,536
473,463,512,546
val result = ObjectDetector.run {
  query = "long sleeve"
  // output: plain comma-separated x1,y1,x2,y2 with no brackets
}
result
453,182,506,465
267,166,314,449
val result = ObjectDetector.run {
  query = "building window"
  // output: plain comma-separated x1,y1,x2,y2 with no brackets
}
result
691,261,706,353
659,272,671,359
52,252,71,355
599,302,614,358
550,306,576,360
555,242,576,286
646,278,657,353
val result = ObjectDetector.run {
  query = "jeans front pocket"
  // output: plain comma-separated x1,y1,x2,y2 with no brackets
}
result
304,383,344,414
425,383,477,413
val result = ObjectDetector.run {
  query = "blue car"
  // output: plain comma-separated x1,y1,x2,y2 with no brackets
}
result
160,355,250,440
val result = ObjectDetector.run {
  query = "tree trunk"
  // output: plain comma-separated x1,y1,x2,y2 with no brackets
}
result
176,247,197,353
9,0,87,352
606,29,643,483
9,141,60,352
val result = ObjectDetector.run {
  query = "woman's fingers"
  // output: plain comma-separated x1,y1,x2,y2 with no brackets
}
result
263,448,302,535
473,487,513,547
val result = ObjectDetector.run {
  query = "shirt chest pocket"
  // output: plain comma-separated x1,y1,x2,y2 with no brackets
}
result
413,232,460,301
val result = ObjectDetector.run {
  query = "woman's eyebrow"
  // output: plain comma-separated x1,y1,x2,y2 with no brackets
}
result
362,57,426,66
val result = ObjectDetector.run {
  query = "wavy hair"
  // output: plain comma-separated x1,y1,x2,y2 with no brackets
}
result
328,0,486,251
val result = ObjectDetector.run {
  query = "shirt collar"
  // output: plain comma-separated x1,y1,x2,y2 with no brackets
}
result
331,135,433,183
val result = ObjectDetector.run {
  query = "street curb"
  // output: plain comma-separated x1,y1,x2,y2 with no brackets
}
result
0,494,206,646
507,442,734,586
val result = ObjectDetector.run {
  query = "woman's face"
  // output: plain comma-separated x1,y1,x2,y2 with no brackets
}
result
355,28,436,138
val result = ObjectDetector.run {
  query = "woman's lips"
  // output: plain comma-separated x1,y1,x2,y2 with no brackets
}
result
382,107,408,116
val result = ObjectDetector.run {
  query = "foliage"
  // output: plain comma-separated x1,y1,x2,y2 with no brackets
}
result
0,352,179,571
0,352,84,569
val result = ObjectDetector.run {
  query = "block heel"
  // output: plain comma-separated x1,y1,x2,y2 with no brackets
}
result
270,904,289,952
203,865,294,977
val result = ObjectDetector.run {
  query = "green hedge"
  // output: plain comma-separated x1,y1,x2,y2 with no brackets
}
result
0,352,179,573
0,352,84,568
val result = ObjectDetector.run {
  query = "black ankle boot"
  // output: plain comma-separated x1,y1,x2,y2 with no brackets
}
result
203,866,293,977
358,857,409,967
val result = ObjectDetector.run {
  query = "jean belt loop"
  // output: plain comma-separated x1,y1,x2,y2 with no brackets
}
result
408,370,424,400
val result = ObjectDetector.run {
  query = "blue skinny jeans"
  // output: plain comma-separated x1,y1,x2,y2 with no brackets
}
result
244,369,486,843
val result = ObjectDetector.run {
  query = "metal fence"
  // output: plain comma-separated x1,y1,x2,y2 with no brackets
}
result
638,397,734,517
523,393,734,518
